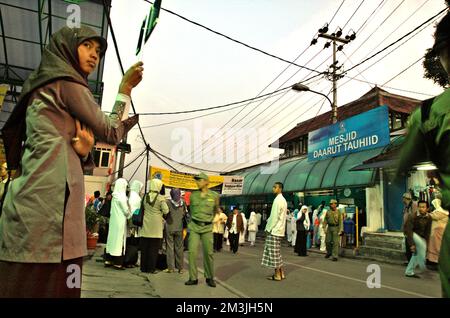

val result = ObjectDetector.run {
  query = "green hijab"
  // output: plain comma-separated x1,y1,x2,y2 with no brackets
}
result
2,26,107,170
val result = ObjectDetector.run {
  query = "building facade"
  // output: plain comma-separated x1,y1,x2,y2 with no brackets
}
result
222,87,423,237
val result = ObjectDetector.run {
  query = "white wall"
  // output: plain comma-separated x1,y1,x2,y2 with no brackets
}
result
365,185,384,232
84,176,109,198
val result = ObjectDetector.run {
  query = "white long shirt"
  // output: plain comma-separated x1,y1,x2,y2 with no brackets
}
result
265,193,288,237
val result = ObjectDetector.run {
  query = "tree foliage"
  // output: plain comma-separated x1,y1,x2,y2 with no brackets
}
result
422,2,449,88
423,48,449,88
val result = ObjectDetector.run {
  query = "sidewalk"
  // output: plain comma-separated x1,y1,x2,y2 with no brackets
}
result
81,246,244,298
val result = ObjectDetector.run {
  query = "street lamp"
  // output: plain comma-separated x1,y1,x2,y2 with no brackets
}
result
291,83,335,120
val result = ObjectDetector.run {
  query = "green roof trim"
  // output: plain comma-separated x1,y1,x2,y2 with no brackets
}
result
242,147,385,195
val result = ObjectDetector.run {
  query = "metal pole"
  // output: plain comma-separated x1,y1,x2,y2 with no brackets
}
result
355,206,359,249
332,40,337,124
144,147,150,193
0,9,9,80
117,138,127,178
380,168,385,231
37,0,44,54
47,0,52,37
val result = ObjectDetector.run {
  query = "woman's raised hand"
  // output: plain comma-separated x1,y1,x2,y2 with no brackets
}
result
119,61,144,96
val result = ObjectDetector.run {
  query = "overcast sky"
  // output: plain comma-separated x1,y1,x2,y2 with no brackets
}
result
99,0,448,182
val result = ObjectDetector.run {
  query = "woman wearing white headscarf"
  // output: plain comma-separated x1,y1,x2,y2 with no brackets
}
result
129,180,144,215
248,212,258,246
123,180,143,268
105,178,131,270
139,179,169,273
286,210,293,244
239,212,248,246
291,209,299,247
294,206,310,256
128,180,144,235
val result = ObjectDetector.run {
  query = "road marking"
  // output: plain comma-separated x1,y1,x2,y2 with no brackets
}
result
238,251,433,298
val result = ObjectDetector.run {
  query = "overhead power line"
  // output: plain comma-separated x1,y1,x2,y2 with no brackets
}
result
143,0,322,74
108,148,147,177
128,154,146,181
138,86,292,115
137,89,289,128
348,0,429,65
342,75,435,97
355,0,386,34
345,0,406,62
222,91,330,172
149,148,180,172
149,147,224,173
342,0,365,30
381,56,424,86
329,0,346,25
346,8,447,73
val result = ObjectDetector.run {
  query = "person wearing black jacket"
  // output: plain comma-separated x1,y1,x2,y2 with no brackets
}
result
98,191,112,244
404,201,432,278
226,208,244,254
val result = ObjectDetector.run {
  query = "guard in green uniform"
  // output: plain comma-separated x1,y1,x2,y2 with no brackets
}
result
397,12,450,298
323,199,343,261
185,172,220,288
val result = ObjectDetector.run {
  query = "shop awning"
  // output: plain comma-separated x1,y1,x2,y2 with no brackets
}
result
242,147,385,195
350,159,398,171
349,136,404,171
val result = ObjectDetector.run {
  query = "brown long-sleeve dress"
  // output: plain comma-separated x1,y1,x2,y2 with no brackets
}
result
0,80,137,297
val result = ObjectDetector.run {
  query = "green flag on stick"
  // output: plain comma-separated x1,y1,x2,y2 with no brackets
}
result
136,0,162,56
136,17,147,56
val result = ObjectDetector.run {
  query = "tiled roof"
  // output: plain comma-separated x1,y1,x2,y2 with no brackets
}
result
272,87,422,146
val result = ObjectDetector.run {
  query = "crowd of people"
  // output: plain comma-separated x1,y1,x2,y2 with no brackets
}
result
0,8,448,298
284,200,356,260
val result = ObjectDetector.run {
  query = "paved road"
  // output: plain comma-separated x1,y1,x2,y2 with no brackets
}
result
81,242,442,298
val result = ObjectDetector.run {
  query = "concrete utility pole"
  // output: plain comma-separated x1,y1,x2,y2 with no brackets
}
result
315,25,355,124
117,136,127,178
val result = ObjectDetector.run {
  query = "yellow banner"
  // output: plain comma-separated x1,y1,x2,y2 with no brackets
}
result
0,84,8,111
150,166,224,190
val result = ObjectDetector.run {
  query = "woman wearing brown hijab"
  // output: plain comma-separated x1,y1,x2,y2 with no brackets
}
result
0,26,143,297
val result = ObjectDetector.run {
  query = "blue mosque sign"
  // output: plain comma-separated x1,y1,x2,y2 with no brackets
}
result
308,106,390,162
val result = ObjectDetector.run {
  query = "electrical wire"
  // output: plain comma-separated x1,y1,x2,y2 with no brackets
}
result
149,148,180,172
338,13,444,98
128,154,146,181
381,56,424,86
222,92,330,172
223,7,446,172
207,0,370,164
348,0,430,65
220,82,332,171
138,89,289,128
173,0,346,163
341,51,374,89
149,147,224,173
108,148,147,177
342,0,365,30
329,0,346,25
346,8,447,73
342,75,435,97
142,0,323,74
345,0,406,62
137,86,292,115
355,0,386,34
